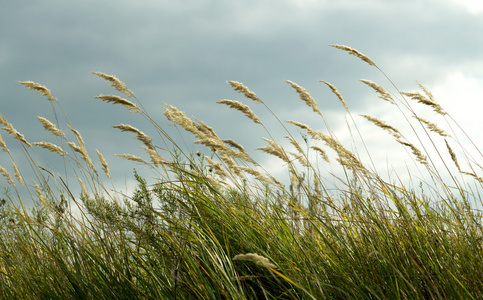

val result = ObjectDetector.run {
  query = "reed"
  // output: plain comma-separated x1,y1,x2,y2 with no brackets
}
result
0,45,482,299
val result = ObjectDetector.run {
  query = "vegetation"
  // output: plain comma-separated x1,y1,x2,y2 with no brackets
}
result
0,45,482,299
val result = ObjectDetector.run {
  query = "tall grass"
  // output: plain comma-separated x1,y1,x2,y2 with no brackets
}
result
1,45,482,299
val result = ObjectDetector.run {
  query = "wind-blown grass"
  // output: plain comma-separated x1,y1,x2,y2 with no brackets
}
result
0,45,482,299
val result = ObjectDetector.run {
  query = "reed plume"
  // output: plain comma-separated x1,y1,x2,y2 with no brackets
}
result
18,81,57,101
329,44,377,67
91,72,135,97
217,100,261,124
227,81,262,104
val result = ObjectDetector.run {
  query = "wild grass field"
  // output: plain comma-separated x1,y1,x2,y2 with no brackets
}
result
1,45,482,299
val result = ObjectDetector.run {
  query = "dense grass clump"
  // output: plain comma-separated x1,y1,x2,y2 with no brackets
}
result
1,45,482,299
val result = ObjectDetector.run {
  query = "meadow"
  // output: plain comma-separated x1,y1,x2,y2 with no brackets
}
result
0,45,482,299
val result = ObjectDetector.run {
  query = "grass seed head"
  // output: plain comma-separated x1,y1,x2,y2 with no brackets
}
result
227,81,262,104
91,72,135,97
233,253,277,269
320,80,349,111
217,99,262,124
94,95,141,113
18,81,57,101
285,80,322,116
329,44,377,67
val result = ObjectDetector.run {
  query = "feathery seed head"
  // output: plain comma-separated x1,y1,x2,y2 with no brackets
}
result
91,72,135,97
227,81,262,104
37,117,65,138
320,80,349,111
96,150,111,178
94,94,141,113
285,80,322,115
33,142,67,156
233,253,277,269
112,124,154,149
18,81,57,101
115,154,150,165
12,162,23,186
360,79,395,104
0,165,14,185
217,99,261,124
329,44,377,67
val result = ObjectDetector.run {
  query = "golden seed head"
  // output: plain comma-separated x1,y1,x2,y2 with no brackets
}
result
233,253,277,269
227,81,262,104
94,94,140,113
359,79,395,104
329,44,377,67
444,140,460,172
33,142,67,156
285,80,321,115
18,81,57,101
217,99,261,124
37,117,65,138
112,124,154,149
96,149,111,178
413,117,449,137
0,165,14,185
115,154,150,165
91,72,135,97
12,162,23,186
0,134,9,153
320,80,349,111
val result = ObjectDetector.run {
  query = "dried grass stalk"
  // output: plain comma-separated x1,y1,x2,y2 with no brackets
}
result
314,131,368,175
141,146,165,167
94,95,140,113
233,253,277,269
96,150,111,178
115,154,150,165
311,146,330,163
329,44,377,67
360,114,401,138
34,182,47,203
414,117,449,137
204,155,227,178
256,138,290,163
194,137,226,153
69,126,85,147
0,134,9,153
37,117,65,138
33,142,67,156
0,165,14,185
112,124,154,149
217,100,261,124
0,115,31,147
227,81,262,104
91,72,135,97
444,140,460,172
290,152,310,167
401,92,446,115
164,105,200,136
285,80,322,115
223,139,246,152
360,79,395,104
219,154,241,176
320,81,349,111
18,81,57,101
67,141,96,171
462,171,483,183
12,162,23,186
194,118,219,139
396,139,428,165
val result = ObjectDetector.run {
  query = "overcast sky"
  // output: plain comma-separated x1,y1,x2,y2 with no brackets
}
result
1,0,483,207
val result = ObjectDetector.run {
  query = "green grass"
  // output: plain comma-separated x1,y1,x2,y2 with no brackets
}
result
1,45,482,299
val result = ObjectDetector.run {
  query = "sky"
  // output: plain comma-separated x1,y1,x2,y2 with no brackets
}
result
1,0,483,208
